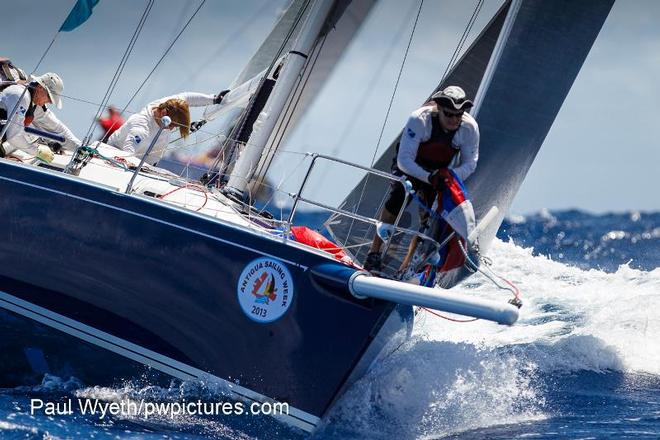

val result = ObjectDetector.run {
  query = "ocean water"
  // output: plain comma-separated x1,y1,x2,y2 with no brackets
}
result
1,210,658,439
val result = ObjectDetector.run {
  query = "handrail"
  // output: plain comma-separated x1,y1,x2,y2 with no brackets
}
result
295,194,440,255
287,153,440,274
288,154,410,242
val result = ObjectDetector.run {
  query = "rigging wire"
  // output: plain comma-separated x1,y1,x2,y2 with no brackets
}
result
312,0,421,185
57,93,138,116
345,0,425,244
58,92,223,141
32,36,59,76
458,238,521,301
256,151,312,218
172,0,273,91
207,0,312,177
440,0,484,82
421,307,478,323
137,0,199,100
79,0,156,147
251,28,329,188
369,0,424,169
30,0,84,74
346,0,485,258
119,0,207,116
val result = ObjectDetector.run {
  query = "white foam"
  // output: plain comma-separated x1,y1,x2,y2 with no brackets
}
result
0,420,39,435
17,239,657,438
323,238,660,437
318,338,546,438
415,238,660,375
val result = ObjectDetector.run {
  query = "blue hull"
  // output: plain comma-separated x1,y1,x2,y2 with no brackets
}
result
0,161,413,428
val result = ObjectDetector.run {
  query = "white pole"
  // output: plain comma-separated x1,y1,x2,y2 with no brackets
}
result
225,0,336,195
350,273,519,325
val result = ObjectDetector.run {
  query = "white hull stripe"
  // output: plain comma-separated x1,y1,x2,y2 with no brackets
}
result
0,173,307,270
0,290,319,431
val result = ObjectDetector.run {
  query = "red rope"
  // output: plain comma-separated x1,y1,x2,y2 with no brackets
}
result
158,184,209,211
499,275,521,300
421,306,478,323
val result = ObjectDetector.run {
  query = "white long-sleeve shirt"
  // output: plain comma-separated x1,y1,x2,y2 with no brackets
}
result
107,92,214,165
0,84,80,154
397,105,479,183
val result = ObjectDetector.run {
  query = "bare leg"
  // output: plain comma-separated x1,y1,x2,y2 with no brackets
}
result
399,235,419,272
399,199,431,272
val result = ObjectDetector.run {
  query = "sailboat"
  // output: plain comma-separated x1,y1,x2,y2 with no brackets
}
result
0,0,613,433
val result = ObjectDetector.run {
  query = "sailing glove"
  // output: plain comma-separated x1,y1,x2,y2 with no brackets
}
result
214,89,230,105
429,168,449,192
47,141,63,153
190,120,207,133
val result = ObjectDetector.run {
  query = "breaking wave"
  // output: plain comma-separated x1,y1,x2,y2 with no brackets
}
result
315,238,660,438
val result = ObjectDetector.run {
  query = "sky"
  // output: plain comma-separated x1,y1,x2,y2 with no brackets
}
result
3,0,659,215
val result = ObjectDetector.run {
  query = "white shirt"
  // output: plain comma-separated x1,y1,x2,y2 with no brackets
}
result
397,105,479,183
107,92,214,165
0,84,80,153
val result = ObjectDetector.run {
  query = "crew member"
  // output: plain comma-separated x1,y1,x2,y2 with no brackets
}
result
364,85,480,271
0,72,80,156
107,90,228,165
97,106,124,143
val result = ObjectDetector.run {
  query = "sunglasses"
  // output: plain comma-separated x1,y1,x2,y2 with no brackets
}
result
441,109,464,119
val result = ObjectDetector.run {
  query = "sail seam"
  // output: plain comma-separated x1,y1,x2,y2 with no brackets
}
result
472,0,522,117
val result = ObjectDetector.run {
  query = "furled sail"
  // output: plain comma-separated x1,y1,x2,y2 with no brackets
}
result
326,0,614,284
229,0,311,90
219,0,376,195
251,0,376,183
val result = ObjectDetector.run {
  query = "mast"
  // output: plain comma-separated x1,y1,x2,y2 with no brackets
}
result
225,0,337,196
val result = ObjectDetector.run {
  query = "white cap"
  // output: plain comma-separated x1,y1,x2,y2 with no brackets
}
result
32,72,64,109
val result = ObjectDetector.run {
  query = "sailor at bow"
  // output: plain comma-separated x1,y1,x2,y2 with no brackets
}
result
363,86,480,272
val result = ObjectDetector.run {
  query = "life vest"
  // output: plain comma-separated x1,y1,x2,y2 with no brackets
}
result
414,109,458,170
0,57,27,83
1,58,41,144
393,108,458,175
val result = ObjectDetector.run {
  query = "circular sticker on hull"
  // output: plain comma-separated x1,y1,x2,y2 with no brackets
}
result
237,257,294,323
